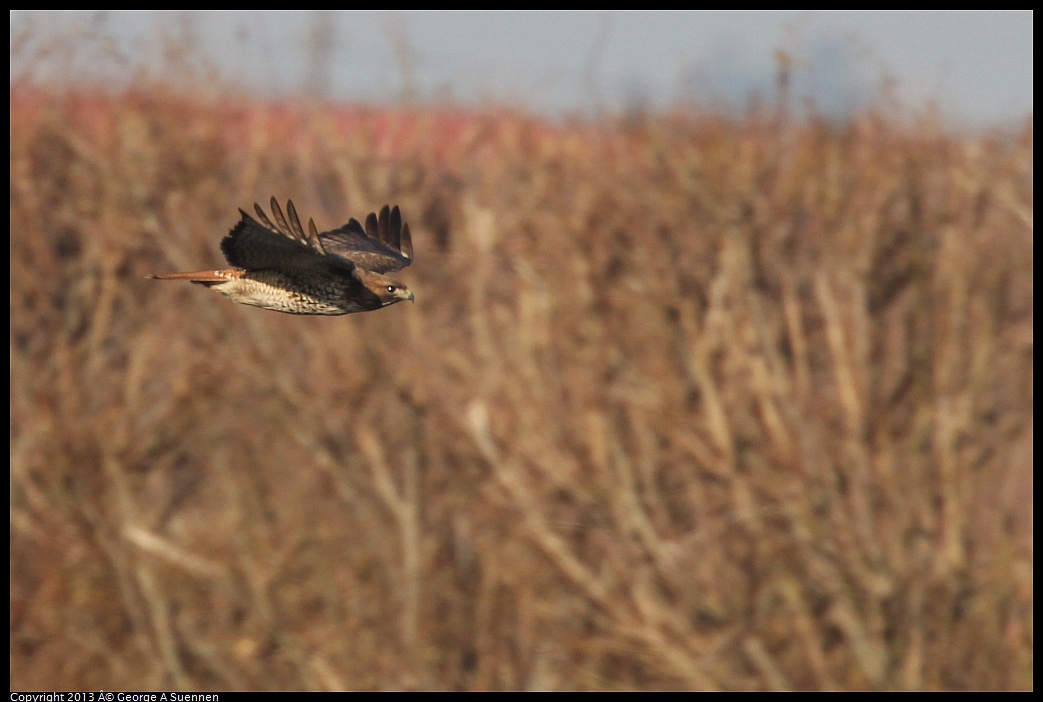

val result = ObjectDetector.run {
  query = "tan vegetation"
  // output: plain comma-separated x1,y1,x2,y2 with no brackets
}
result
10,85,1033,690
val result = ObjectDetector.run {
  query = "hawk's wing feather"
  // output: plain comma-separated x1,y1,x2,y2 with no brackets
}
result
247,197,327,254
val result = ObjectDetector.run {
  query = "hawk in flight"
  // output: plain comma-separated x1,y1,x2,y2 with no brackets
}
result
149,198,414,315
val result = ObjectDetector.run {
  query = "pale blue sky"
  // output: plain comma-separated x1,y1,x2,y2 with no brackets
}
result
10,10,1034,127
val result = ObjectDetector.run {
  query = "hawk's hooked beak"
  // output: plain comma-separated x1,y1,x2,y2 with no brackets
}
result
403,289,415,303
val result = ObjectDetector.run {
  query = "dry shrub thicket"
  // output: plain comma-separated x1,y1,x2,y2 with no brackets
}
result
10,84,1033,691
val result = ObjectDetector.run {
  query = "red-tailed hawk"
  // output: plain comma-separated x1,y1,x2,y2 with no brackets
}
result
148,198,414,315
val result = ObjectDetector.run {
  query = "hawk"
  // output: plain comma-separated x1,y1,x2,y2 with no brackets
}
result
148,197,414,315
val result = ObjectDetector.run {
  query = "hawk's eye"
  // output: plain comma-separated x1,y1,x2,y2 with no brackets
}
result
386,285,396,294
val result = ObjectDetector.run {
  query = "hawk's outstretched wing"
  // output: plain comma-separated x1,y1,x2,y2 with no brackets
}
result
220,197,412,274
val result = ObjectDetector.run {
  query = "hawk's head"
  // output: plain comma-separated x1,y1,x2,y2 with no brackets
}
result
356,269,415,308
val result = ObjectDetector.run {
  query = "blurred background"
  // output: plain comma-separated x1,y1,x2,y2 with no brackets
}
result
9,11,1034,692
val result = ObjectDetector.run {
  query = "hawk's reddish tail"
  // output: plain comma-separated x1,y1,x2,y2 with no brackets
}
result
146,269,243,282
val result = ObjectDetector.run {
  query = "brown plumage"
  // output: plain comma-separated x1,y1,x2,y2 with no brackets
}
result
149,198,415,315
